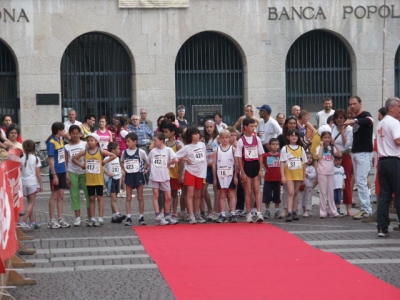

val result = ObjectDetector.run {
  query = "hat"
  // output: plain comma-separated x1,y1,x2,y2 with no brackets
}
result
318,124,331,136
86,133,100,142
112,113,121,119
256,104,272,114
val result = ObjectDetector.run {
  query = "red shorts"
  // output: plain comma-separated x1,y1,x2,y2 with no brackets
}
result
170,178,181,191
184,171,204,190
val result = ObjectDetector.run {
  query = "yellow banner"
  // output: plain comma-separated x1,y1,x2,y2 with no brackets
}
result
119,0,189,8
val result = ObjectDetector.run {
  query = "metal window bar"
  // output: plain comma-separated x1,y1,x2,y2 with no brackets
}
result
61,33,132,124
286,30,352,117
175,32,244,126
395,46,400,98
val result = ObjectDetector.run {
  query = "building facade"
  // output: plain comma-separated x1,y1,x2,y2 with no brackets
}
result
0,0,400,142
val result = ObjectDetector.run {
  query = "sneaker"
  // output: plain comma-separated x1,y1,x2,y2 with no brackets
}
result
303,211,310,218
229,215,238,223
156,215,169,226
30,221,41,229
352,211,370,220
73,217,81,227
124,218,132,226
216,215,227,223
206,212,218,222
195,214,206,224
47,219,61,229
246,213,254,223
292,212,300,221
285,213,292,222
250,208,257,217
235,209,246,217
86,219,94,227
164,215,178,225
274,210,282,219
188,215,197,225
58,219,71,228
115,214,126,223
264,210,271,219
178,211,188,222
281,210,287,218
378,228,389,237
93,219,101,227
138,217,146,226
256,213,264,223
18,222,33,231
98,218,104,225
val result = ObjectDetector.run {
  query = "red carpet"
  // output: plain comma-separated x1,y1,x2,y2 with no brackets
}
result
134,223,400,300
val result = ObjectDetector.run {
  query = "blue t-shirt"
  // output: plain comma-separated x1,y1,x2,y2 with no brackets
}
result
47,136,66,174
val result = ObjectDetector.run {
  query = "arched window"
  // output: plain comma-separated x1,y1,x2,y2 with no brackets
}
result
175,32,243,126
0,41,18,124
61,33,132,123
286,30,352,116
395,46,400,97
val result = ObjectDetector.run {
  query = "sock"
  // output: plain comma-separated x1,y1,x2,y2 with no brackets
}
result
116,212,120,216
257,211,262,215
127,214,131,218
230,211,235,216
165,213,171,217
98,217,104,222
91,217,96,221
139,214,143,219
221,212,226,217
155,212,160,217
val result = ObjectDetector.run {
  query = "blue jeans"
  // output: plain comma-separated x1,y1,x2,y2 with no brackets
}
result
352,152,372,214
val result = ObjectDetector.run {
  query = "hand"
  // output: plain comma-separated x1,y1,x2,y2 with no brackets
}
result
52,175,59,186
343,119,355,126
234,177,238,185
320,141,323,147
281,176,286,185
241,174,247,183
66,173,70,184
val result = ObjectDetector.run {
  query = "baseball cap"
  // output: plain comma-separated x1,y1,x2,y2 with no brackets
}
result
256,104,272,114
86,133,100,142
112,113,121,119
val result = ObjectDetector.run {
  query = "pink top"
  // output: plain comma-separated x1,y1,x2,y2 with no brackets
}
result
96,129,112,150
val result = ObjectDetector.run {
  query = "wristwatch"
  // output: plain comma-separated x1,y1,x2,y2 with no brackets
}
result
354,118,358,124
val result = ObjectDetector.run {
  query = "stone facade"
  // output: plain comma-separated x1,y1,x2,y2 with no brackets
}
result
0,0,399,142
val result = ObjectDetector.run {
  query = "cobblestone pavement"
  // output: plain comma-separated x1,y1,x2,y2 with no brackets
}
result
8,177,400,299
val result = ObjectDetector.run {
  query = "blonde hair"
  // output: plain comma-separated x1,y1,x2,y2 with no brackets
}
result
219,129,230,137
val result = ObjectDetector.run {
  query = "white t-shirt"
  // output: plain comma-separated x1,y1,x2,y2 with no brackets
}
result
216,123,228,133
64,120,82,134
104,156,122,181
176,143,207,178
148,147,177,182
65,141,87,175
280,145,308,163
334,165,346,189
234,135,265,158
376,115,400,158
331,125,353,153
257,117,282,145
21,154,41,186
0,128,5,138
121,129,129,139
316,110,335,127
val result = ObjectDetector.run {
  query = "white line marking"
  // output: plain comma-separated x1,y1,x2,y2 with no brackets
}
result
323,247,400,253
18,264,157,274
290,229,373,234
35,245,144,254
26,254,150,263
27,236,138,242
348,259,400,264
307,239,400,246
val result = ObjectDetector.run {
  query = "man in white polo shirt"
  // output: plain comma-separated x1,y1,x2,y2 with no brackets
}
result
316,97,335,127
257,104,282,152
64,109,82,141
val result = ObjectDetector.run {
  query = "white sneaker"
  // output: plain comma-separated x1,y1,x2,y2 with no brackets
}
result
246,213,254,223
188,215,197,224
18,222,33,231
164,215,178,225
303,211,310,218
156,215,169,226
73,217,81,227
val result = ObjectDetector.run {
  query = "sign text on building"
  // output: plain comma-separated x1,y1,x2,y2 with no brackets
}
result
0,9,29,22
119,0,189,8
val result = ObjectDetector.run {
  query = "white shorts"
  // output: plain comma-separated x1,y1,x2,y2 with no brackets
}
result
148,179,171,192
23,185,40,197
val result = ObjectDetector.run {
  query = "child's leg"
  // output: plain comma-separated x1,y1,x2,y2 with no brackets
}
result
193,188,202,214
69,172,81,217
286,181,294,213
318,175,328,216
49,190,58,220
171,189,178,215
22,193,36,223
305,187,313,211
163,191,172,214
327,175,338,215
56,189,65,219
281,184,288,213
186,186,194,214
111,192,118,214
213,185,220,214
243,179,252,213
153,188,160,213
297,191,304,212
227,189,236,213
89,195,96,218
180,186,187,212
252,177,262,212
262,181,269,209
97,188,104,217
125,185,133,215
334,189,341,209
219,188,227,213
292,181,301,212
136,184,144,215
202,184,213,213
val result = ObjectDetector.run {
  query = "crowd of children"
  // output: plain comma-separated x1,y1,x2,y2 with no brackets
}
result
17,113,353,230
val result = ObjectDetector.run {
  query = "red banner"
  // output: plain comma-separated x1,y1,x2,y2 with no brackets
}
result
2,155,24,220
0,161,18,271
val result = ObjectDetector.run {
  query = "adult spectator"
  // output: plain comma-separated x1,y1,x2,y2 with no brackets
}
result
316,98,335,127
291,105,301,118
80,113,95,141
139,109,153,131
376,97,400,237
64,109,82,141
257,104,282,152
347,107,355,119
128,114,153,152
176,105,188,128
276,113,285,128
277,116,298,149
377,107,386,121
233,104,259,131
108,113,121,141
344,96,374,220
6,124,23,150
214,112,227,133
2,115,22,143
331,109,353,216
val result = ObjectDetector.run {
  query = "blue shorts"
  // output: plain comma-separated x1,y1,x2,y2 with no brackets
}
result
107,178,121,194
125,172,145,189
206,166,213,184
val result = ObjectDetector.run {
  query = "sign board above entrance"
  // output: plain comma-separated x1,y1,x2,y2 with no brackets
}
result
119,0,189,8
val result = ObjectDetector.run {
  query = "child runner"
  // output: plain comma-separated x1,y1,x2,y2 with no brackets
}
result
163,122,183,219
46,122,70,229
120,132,148,226
298,152,316,217
261,138,282,219
72,133,116,226
333,155,346,215
65,125,90,227
280,128,307,222
19,140,43,230
146,132,179,225
176,126,207,224
104,142,126,223
96,116,113,150
316,131,342,218
212,129,238,223
234,117,265,223
115,116,130,198
204,119,219,221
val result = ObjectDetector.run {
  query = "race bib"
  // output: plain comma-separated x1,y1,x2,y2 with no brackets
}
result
153,155,167,168
124,159,139,173
288,157,302,170
99,140,108,149
111,162,120,174
244,146,258,159
267,156,280,167
258,131,265,138
86,159,101,174
218,166,233,178
58,149,65,163
70,148,81,157
193,148,205,162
